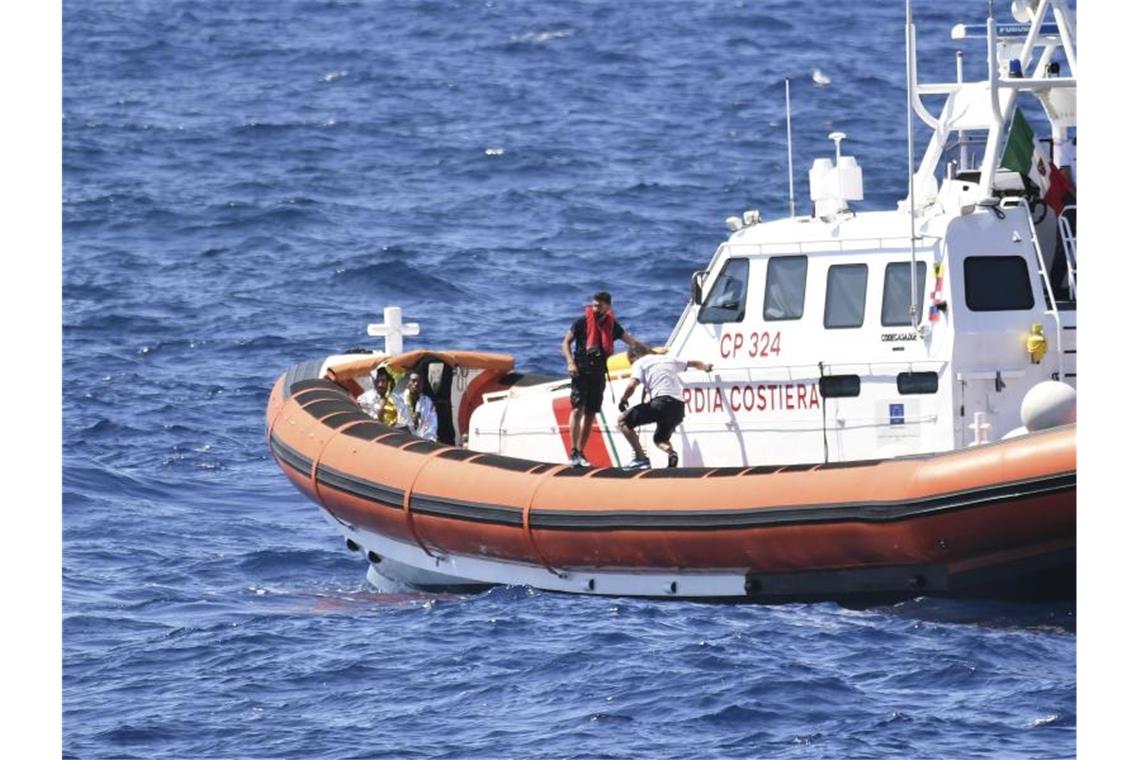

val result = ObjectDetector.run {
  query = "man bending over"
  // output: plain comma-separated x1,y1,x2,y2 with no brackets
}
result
617,345,712,469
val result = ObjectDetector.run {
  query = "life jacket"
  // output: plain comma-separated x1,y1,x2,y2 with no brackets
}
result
584,306,616,357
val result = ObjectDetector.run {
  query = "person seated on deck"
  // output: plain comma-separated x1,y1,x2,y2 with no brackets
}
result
357,366,399,425
616,344,712,470
395,370,438,441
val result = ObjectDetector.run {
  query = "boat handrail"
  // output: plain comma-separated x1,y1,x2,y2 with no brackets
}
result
724,234,942,258
718,360,948,380
907,14,939,130
483,412,943,438
1058,204,1077,299
951,21,1062,41
1007,197,1065,379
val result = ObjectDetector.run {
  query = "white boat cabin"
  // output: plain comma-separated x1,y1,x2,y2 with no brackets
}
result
468,0,1079,468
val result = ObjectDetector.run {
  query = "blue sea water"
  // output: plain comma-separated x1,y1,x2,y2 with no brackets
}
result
62,1,1076,757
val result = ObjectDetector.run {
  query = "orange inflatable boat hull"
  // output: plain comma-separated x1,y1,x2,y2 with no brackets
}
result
266,364,1075,602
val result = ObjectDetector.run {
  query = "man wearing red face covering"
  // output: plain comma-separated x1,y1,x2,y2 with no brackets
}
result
560,291,648,467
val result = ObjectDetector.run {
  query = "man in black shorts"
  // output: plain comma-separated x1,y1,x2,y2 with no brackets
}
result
617,344,712,469
561,291,647,467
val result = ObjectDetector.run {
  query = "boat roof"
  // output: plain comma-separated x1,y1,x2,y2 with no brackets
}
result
722,210,945,251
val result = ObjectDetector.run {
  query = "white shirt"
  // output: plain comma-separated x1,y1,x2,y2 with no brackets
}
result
394,392,438,441
356,389,398,425
631,355,688,401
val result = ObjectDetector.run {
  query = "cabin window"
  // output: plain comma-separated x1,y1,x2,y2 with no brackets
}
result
762,255,808,320
698,258,749,323
882,262,927,326
824,264,868,328
897,371,939,395
964,256,1035,311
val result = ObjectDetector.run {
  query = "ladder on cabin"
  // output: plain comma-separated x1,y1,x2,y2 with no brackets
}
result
1057,206,1077,385
1058,314,1077,386
1017,199,1077,385
1058,204,1077,300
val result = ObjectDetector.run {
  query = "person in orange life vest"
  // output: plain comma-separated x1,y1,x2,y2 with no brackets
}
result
617,344,712,469
560,291,648,467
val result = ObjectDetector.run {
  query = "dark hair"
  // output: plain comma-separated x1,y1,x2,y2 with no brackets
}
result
593,291,612,305
373,366,393,385
628,344,651,361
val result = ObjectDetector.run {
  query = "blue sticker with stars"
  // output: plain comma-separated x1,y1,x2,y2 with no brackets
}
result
889,403,905,425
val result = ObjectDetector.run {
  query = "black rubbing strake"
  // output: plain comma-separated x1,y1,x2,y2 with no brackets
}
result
522,473,1076,531
321,411,374,430
554,467,594,478
303,399,362,420
375,432,420,448
471,453,541,472
437,448,484,462
640,467,706,479
816,458,885,470
294,389,350,406
300,441,1073,532
403,439,448,454
341,422,392,441
590,468,644,479
316,465,405,509
745,465,783,475
705,468,749,477
287,369,335,396
270,435,314,476
410,494,524,526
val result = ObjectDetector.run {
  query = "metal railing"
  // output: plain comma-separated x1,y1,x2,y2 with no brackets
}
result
1008,198,1065,380
1058,203,1077,300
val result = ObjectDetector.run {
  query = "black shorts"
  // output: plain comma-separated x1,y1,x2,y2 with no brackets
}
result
570,368,607,414
622,396,685,444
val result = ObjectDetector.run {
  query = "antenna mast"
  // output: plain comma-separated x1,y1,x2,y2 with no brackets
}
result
905,0,920,333
785,78,796,218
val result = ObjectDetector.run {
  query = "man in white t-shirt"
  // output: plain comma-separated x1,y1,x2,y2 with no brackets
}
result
616,345,712,469
394,370,438,441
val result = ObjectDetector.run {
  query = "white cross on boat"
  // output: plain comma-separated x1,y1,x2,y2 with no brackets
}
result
367,306,420,355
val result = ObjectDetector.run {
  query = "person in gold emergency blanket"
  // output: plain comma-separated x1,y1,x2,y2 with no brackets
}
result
357,366,400,425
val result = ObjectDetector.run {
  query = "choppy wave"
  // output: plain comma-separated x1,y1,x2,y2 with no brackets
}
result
334,255,471,298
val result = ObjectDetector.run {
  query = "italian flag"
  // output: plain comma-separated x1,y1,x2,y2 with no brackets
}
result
1000,108,1073,215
